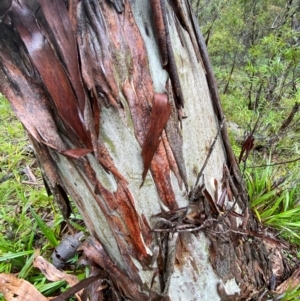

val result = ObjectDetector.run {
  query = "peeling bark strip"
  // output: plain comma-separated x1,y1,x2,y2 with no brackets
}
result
83,237,151,301
150,0,168,66
142,93,171,183
39,0,86,115
160,0,185,109
11,0,92,149
108,0,125,13
29,138,72,219
165,80,188,190
0,0,295,300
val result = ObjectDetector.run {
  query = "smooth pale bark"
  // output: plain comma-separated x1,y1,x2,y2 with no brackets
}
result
0,0,291,300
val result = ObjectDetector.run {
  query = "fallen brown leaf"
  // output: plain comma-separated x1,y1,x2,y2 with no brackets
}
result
33,255,82,301
33,256,79,287
0,273,48,301
276,267,300,294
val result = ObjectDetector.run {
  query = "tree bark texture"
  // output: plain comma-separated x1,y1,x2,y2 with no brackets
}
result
0,0,294,300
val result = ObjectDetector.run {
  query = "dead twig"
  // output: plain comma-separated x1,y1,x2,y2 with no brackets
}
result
176,117,225,225
153,193,240,233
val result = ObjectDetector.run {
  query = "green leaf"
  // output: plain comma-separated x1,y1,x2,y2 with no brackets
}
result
18,250,37,279
31,208,58,247
0,250,34,261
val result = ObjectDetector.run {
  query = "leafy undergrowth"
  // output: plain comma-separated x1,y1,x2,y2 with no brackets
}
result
0,95,86,300
221,80,300,247
197,0,300,258
195,0,300,255
246,164,300,244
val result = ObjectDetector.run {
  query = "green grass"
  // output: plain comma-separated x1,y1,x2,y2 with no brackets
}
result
0,95,86,300
245,163,300,243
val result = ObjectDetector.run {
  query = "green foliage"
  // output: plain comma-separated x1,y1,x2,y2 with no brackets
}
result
282,285,300,301
194,0,300,297
0,95,84,299
195,0,300,176
30,209,59,247
246,164,300,243
196,0,300,131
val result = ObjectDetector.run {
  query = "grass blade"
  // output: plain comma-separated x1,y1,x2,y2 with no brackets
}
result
31,208,58,247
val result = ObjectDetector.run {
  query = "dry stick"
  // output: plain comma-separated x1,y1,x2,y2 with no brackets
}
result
247,156,300,168
51,273,101,301
279,102,299,132
240,113,261,174
154,183,243,234
195,117,225,191
153,193,240,233
223,50,237,95
175,117,225,226
188,7,247,205
181,195,239,232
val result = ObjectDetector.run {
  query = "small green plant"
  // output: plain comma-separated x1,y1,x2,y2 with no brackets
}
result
246,163,300,245
281,284,300,301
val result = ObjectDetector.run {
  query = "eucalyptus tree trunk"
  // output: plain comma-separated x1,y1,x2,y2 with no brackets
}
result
0,0,291,300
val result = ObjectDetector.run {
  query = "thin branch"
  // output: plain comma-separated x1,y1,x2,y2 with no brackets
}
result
153,192,240,233
247,156,300,168
193,117,225,190
175,118,225,226
51,273,101,301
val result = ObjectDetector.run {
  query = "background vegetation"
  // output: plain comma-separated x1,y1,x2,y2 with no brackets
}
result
194,0,300,245
0,0,300,299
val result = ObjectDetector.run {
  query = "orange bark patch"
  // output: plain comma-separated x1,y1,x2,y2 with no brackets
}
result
142,93,171,183
95,181,151,264
151,142,178,210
